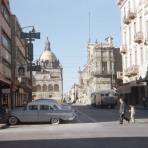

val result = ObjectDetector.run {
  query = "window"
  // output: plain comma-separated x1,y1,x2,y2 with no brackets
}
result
102,61,107,74
124,31,127,44
48,84,53,91
146,21,148,40
139,16,142,32
141,47,143,65
129,26,131,44
130,51,132,66
134,22,136,36
54,84,59,92
28,105,38,110
40,105,49,110
43,84,47,92
1,31,11,51
36,85,41,92
1,3,10,24
135,49,137,65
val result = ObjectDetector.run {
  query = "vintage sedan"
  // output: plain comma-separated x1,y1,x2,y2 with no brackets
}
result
8,100,76,125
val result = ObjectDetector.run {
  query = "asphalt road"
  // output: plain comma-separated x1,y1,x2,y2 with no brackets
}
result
0,104,148,148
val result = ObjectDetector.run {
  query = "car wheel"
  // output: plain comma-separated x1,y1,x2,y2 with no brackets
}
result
8,116,18,125
51,118,60,125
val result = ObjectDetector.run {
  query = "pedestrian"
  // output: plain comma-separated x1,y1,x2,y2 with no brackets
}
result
129,105,135,123
119,98,130,124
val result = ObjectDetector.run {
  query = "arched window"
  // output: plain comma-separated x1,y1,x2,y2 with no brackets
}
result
32,86,36,92
36,85,41,92
48,84,53,91
43,84,47,92
54,84,59,92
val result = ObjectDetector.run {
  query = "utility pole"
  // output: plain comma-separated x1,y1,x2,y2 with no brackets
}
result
21,26,40,101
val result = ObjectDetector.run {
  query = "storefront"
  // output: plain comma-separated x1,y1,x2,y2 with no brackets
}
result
0,80,11,108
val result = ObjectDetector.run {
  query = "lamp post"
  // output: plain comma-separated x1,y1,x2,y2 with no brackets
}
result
21,26,40,101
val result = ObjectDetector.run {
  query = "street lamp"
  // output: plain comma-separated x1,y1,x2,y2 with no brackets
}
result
21,26,40,101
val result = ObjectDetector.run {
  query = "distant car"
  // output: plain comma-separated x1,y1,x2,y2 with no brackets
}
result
8,100,76,125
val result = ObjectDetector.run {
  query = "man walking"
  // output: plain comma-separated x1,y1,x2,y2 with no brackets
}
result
119,98,129,124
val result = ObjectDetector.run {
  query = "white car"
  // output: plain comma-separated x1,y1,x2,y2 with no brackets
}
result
8,100,76,125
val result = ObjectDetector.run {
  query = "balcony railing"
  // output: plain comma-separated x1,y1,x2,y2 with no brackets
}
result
124,68,131,77
134,32,143,44
124,65,139,77
130,65,139,75
120,44,127,54
91,71,112,77
123,16,130,25
128,11,136,20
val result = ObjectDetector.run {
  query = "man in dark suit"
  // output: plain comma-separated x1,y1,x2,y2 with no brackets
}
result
119,98,130,124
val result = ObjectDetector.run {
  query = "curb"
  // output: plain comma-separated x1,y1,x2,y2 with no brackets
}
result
0,124,8,129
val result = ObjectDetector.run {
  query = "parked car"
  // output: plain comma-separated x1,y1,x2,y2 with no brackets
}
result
0,104,9,124
8,100,76,125
33,98,72,110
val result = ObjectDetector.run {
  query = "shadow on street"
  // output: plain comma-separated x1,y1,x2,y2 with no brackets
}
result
0,137,148,148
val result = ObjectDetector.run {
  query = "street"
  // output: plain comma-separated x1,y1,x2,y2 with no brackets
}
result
0,105,148,148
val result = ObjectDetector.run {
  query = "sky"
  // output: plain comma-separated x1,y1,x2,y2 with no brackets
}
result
10,0,121,93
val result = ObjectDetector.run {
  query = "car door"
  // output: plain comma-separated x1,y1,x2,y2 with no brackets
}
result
38,105,51,122
22,105,38,122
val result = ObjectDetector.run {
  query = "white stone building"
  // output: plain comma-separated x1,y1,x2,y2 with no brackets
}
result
117,0,148,104
32,38,63,101
72,37,122,104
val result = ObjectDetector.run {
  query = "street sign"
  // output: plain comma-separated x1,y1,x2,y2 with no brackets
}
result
32,65,41,71
21,32,40,39
27,65,41,71
30,32,40,39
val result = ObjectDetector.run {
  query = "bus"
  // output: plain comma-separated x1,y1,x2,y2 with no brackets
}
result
91,89,118,108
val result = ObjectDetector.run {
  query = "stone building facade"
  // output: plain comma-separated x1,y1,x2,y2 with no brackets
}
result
11,15,31,108
117,0,148,105
0,0,12,107
32,38,63,101
69,37,122,104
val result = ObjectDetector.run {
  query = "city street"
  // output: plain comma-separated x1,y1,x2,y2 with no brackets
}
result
0,105,148,148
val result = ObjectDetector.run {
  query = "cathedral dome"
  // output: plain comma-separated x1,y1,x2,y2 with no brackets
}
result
40,50,57,62
40,38,57,63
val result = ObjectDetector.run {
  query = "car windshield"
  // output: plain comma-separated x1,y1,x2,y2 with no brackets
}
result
53,104,62,110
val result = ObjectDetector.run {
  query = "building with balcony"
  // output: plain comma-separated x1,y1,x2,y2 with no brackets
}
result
117,0,148,105
0,0,12,108
11,15,31,108
32,38,63,101
70,37,122,104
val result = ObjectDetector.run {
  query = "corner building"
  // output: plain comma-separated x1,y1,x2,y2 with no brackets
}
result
0,0,12,107
117,0,148,104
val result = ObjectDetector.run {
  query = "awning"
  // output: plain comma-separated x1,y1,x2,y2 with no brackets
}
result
118,85,131,94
